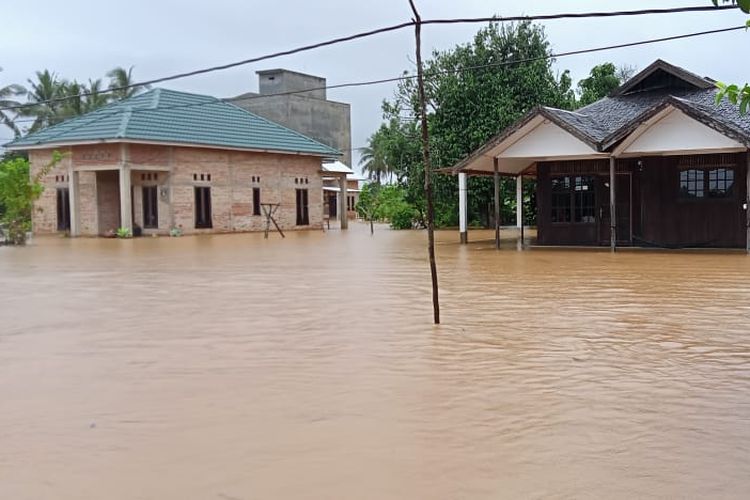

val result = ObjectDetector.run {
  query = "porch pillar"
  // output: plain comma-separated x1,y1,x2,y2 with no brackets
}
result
494,157,500,249
609,156,617,252
339,173,348,230
458,172,468,244
119,144,132,232
517,175,524,249
516,174,523,228
67,166,80,237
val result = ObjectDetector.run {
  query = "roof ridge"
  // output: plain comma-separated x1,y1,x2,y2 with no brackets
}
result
117,107,132,138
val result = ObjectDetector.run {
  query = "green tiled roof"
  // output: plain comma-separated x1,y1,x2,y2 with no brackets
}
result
4,88,341,157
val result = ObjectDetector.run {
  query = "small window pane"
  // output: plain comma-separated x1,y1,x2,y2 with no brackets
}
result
574,176,596,223
550,176,571,223
679,169,704,198
708,168,734,197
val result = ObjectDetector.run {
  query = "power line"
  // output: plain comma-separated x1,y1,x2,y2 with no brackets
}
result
0,4,739,113
7,23,744,127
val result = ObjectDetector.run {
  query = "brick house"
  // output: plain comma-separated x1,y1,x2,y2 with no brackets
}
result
4,88,342,236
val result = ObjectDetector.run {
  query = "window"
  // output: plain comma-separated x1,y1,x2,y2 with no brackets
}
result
680,169,705,198
194,186,212,228
296,189,309,225
253,187,261,216
574,176,596,223
708,168,734,197
550,176,571,223
142,186,158,229
56,188,70,231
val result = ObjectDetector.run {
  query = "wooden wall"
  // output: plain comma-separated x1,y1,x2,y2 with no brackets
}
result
536,153,748,248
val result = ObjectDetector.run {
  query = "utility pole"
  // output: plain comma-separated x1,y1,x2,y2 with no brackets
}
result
409,0,440,324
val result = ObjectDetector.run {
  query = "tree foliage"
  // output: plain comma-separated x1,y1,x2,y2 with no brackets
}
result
7,66,149,134
0,68,25,137
363,21,587,229
0,152,62,244
712,0,750,113
577,63,622,107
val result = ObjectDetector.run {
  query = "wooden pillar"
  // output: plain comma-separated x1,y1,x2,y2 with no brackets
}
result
339,173,348,230
746,151,750,253
609,156,617,252
119,144,132,232
458,172,468,244
67,166,80,237
494,158,500,249
518,175,524,248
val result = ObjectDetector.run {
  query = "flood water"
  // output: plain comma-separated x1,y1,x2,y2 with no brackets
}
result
1,223,750,499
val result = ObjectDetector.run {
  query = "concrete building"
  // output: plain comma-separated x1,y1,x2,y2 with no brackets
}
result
232,69,352,167
4,88,345,236
321,161,363,223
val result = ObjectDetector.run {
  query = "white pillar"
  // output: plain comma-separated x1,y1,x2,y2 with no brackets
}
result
119,144,132,232
67,166,80,236
339,173,348,230
516,174,523,228
458,172,467,244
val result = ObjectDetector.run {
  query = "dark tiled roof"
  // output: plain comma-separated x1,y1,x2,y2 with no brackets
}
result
452,60,750,173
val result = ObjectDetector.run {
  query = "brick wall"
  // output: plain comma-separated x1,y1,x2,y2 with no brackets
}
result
30,144,326,236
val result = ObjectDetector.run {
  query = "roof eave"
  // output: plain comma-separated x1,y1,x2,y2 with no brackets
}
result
3,138,340,157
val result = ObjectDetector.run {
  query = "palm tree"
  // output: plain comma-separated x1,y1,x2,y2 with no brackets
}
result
106,66,150,100
0,67,26,137
83,79,109,112
21,70,68,132
358,145,388,183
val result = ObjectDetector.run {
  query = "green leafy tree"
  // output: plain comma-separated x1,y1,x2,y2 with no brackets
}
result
577,63,624,107
0,68,26,137
0,152,62,244
106,66,150,100
712,0,750,113
376,21,575,228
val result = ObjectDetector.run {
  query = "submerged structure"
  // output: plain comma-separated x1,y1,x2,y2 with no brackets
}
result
4,88,345,236
450,60,750,249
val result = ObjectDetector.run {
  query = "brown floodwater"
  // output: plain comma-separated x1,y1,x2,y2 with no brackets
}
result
1,223,749,499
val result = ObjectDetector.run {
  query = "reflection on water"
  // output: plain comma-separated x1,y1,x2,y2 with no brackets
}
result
1,224,749,499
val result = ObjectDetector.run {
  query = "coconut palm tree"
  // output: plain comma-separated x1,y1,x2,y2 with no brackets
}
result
0,67,26,137
106,66,150,100
358,144,388,184
83,79,109,112
21,70,68,132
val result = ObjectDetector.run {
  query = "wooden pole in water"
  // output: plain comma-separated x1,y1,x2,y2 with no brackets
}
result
458,172,468,244
518,174,525,248
409,0,440,324
494,157,500,250
609,156,617,252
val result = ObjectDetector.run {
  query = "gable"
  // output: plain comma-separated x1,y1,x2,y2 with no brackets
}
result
499,120,599,158
612,60,713,97
618,108,745,156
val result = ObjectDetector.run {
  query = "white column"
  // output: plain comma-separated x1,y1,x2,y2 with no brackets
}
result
67,166,80,236
458,172,467,244
339,173,348,230
119,144,132,232
516,174,523,228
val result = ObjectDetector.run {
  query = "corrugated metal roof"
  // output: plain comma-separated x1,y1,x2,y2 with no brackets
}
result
4,88,341,157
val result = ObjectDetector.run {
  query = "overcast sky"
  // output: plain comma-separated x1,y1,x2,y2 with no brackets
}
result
1,0,747,168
